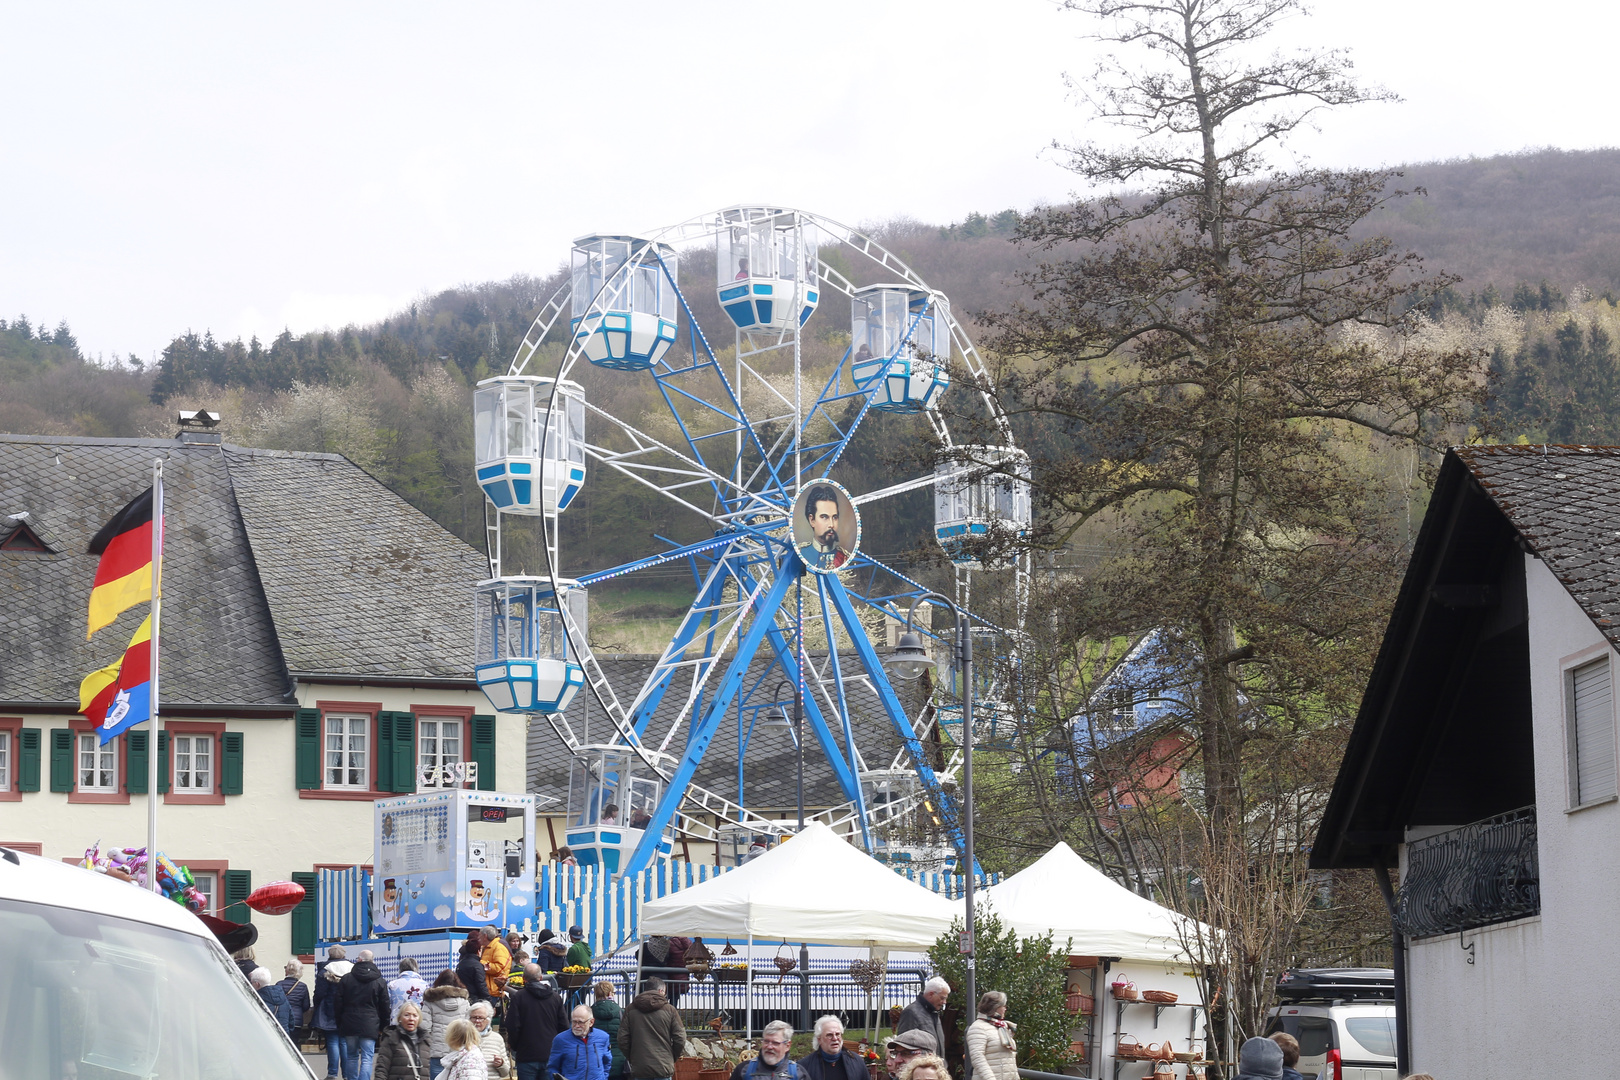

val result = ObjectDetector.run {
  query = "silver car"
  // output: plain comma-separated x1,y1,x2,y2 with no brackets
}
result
1265,1000,1398,1080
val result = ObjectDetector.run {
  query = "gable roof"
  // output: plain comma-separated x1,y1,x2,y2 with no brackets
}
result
1458,443,1620,644
0,434,490,710
1313,444,1620,870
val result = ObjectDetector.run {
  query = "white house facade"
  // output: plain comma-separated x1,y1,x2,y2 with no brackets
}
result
1315,444,1620,1079
0,432,523,965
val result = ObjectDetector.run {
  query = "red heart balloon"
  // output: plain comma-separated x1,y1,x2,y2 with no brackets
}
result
245,880,306,916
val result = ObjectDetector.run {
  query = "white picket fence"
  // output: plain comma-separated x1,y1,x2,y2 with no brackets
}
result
320,860,997,955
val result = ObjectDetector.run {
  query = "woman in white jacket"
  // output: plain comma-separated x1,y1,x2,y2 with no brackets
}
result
964,991,1019,1080
422,970,472,1075
468,1001,513,1078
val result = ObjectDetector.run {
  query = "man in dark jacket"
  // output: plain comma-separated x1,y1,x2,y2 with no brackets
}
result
506,962,570,1080
618,977,686,1080
731,1021,799,1080
796,1016,866,1080
334,949,392,1080
894,979,948,1065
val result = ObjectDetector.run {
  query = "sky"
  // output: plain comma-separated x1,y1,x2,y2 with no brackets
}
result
3,0,1616,362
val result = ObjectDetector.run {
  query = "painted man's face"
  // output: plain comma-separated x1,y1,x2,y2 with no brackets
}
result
810,499,839,549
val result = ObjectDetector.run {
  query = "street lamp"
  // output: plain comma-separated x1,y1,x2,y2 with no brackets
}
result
885,593,977,1079
767,678,812,1030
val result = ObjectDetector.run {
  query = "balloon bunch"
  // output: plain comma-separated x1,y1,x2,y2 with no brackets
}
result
79,841,208,913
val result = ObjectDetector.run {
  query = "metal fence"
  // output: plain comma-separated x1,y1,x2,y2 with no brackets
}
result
1396,805,1539,938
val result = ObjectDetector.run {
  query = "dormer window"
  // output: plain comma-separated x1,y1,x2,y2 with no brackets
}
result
0,513,59,554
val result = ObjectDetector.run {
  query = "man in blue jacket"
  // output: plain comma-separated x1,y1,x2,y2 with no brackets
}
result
550,1005,613,1080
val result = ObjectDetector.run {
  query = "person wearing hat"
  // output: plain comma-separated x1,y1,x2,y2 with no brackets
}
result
884,1029,936,1078
536,929,570,975
1233,1036,1284,1080
566,927,592,970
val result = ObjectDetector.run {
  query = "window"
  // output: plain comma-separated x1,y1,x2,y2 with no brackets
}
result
324,714,368,789
78,733,117,793
173,734,212,792
1566,656,1618,807
190,871,217,916
1344,1016,1397,1058
418,717,461,779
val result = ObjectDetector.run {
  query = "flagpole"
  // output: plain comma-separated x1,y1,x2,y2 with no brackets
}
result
147,459,164,892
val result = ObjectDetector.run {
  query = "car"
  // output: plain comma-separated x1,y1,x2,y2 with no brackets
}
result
0,845,316,1079
1264,968,1397,1080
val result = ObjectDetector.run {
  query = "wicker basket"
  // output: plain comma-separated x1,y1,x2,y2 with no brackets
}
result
1109,976,1138,1001
675,1059,703,1080
1117,1037,1145,1061
557,972,592,990
1064,991,1095,1015
713,966,747,984
1067,1041,1088,1063
1141,990,1178,1004
685,959,711,981
699,1068,729,1080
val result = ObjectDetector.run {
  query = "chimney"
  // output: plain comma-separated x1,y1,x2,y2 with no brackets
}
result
176,409,223,444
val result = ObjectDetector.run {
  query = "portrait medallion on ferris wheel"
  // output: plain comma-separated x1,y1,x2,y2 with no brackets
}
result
792,479,860,574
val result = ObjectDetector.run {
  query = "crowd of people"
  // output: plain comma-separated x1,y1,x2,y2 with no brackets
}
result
247,937,1438,1080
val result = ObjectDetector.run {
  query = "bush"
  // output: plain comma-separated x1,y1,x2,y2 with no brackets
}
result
927,908,1075,1072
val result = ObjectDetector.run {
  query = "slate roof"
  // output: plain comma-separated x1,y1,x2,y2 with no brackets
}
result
526,652,937,812
0,434,489,708
1456,443,1620,645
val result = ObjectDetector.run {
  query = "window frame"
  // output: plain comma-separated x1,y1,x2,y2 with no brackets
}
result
65,719,130,805
176,859,230,916
1563,648,1620,812
0,718,18,800
323,711,372,792
413,704,473,790
299,701,387,801
164,721,227,805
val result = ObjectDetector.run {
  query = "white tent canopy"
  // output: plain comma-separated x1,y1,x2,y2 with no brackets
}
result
980,841,1200,964
638,821,962,949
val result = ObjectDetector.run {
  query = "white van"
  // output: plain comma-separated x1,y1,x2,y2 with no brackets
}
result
0,846,316,1078
1265,968,1397,1080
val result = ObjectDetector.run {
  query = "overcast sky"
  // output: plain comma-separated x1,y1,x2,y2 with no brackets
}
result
4,1,1616,362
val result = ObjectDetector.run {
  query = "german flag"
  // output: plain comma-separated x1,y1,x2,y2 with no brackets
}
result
79,614,153,743
87,487,156,639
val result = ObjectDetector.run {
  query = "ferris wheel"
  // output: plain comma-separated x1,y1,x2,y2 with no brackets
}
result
470,207,1032,878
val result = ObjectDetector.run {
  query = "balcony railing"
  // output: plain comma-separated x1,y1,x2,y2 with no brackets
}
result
1396,805,1539,938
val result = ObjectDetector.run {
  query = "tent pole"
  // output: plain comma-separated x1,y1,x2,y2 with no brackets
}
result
746,933,754,1044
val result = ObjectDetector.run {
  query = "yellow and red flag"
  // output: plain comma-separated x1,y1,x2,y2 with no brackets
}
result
79,614,153,743
86,487,156,639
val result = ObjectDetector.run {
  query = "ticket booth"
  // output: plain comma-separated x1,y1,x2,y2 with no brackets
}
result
372,787,537,934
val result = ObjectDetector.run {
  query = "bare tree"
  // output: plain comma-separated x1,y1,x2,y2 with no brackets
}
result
946,0,1489,1064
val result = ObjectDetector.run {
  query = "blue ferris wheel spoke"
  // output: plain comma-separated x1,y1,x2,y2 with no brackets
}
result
621,556,800,876
820,572,970,866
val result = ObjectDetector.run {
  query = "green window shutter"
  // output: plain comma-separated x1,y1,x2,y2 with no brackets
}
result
126,731,149,794
49,729,75,792
158,731,170,795
391,712,416,793
295,708,321,790
19,729,41,792
223,868,253,923
290,871,319,955
471,714,496,791
375,712,393,793
221,732,244,795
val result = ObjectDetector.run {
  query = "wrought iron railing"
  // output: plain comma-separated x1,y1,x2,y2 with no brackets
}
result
1396,805,1539,938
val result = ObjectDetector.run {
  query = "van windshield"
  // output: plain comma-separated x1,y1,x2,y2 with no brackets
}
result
0,896,311,1079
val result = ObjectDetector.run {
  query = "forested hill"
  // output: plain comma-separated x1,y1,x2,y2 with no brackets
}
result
4,146,1620,584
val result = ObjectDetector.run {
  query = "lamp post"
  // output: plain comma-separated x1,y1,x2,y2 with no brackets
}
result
886,593,976,1079
767,678,812,1029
